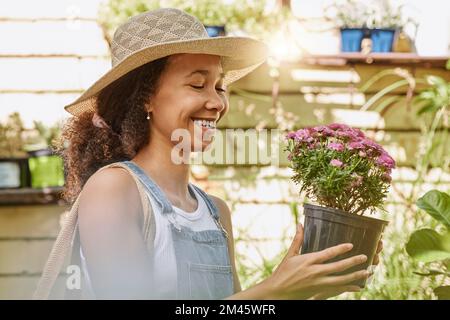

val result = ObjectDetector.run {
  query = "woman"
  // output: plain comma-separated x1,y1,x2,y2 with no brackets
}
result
57,8,380,299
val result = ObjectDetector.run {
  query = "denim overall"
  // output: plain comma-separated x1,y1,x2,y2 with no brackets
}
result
121,160,234,299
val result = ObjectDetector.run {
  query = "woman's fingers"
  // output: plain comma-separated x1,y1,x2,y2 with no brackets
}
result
372,254,379,265
376,240,383,254
320,269,370,287
316,254,367,275
371,240,383,266
308,243,354,264
286,223,304,258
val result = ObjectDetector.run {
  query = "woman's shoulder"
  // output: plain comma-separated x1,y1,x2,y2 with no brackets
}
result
78,166,143,223
206,194,231,219
82,166,138,198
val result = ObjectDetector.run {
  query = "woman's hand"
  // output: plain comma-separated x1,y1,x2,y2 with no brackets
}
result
372,240,383,266
262,223,370,300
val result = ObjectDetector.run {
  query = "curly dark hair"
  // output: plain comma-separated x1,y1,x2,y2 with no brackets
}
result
55,57,170,203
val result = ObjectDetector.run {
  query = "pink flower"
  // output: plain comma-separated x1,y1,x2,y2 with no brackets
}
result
328,123,351,131
294,129,311,141
286,132,297,139
362,139,383,152
330,159,343,167
376,153,396,170
328,142,345,152
358,150,367,157
353,128,366,138
348,141,365,150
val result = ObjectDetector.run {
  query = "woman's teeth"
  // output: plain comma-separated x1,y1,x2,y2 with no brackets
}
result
193,119,216,129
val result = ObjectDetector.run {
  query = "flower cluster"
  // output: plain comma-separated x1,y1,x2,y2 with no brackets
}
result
286,123,395,215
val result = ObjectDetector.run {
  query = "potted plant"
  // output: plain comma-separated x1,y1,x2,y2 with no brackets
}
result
25,121,65,188
0,112,30,189
406,190,450,300
285,123,395,286
326,0,370,52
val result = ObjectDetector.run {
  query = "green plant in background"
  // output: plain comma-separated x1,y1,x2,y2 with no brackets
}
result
406,190,450,300
366,0,406,29
325,0,370,28
346,61,450,300
24,120,62,152
99,0,293,43
0,112,27,158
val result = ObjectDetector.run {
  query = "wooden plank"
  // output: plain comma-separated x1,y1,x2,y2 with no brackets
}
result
0,21,109,56
0,57,109,91
0,276,66,300
221,94,444,131
0,0,103,19
0,240,56,274
0,187,66,205
0,205,65,237
0,93,77,128
232,62,450,94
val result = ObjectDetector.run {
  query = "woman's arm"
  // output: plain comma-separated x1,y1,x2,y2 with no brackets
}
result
77,168,154,299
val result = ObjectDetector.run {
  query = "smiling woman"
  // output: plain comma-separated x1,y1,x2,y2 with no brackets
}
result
34,7,379,300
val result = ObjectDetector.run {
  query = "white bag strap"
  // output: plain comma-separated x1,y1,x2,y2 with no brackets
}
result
33,162,155,300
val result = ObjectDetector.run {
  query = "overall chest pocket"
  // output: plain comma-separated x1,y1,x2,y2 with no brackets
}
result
188,262,234,300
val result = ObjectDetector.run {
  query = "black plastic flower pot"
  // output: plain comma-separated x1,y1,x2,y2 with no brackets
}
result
300,203,388,287
0,158,31,188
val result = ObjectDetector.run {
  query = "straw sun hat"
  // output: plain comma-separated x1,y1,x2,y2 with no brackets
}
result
65,7,269,117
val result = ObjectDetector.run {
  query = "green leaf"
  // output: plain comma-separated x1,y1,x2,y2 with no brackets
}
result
413,270,450,277
417,103,436,116
434,286,450,300
426,75,447,87
406,229,450,262
417,190,450,228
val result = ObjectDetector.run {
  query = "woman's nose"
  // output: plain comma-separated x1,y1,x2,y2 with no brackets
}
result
205,91,226,113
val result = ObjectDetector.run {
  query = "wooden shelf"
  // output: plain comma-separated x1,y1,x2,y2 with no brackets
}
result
295,53,449,68
0,187,67,205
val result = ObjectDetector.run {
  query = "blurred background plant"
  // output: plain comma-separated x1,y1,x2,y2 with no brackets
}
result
0,112,27,158
335,60,450,300
0,113,62,157
406,190,450,300
99,0,293,44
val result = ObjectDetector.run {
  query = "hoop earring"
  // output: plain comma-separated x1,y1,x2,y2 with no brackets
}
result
146,111,151,120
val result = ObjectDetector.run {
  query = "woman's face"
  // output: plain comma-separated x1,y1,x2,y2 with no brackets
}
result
148,53,228,152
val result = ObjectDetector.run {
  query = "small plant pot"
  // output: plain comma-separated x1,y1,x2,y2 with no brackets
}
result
300,203,388,287
0,158,30,188
370,28,397,52
340,28,367,52
204,25,226,37
27,148,65,188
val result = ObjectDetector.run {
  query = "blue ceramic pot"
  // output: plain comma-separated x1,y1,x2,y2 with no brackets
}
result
370,28,396,52
340,28,366,52
204,25,226,37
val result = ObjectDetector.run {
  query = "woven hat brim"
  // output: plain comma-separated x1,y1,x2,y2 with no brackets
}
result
65,36,268,117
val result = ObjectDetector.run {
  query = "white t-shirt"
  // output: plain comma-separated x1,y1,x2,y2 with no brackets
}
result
80,186,219,299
